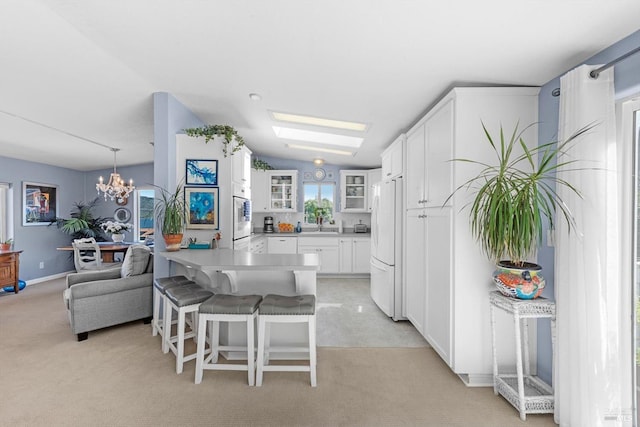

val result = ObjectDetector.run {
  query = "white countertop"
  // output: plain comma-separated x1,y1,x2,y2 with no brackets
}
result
159,248,320,271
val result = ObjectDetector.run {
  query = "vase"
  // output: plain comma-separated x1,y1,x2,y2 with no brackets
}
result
111,233,125,243
492,261,545,299
163,234,183,252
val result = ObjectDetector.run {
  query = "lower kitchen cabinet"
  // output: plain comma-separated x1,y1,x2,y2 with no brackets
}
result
352,237,370,273
267,236,297,254
405,207,451,363
298,236,339,273
338,238,353,273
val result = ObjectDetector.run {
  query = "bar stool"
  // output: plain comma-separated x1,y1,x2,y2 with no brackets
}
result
195,294,263,386
152,276,194,341
256,294,317,387
163,283,214,374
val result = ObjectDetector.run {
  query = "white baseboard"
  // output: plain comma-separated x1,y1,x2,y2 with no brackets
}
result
457,373,494,387
25,271,73,285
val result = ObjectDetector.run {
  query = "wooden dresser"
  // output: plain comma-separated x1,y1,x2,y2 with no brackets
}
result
0,250,22,293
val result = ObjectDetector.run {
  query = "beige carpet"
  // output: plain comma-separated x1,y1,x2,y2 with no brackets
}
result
0,279,555,427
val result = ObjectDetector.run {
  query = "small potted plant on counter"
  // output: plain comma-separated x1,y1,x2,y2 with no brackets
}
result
0,238,13,251
154,183,186,251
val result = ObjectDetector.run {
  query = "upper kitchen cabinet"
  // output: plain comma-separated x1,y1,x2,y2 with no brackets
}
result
232,146,252,198
251,170,298,212
406,100,453,210
381,134,404,180
340,170,368,212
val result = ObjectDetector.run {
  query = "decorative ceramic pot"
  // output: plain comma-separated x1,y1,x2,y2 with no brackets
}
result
0,244,11,251
163,234,183,252
111,233,125,243
493,261,545,299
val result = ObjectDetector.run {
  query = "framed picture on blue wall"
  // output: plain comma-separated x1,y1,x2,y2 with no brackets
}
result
185,159,218,186
185,187,219,230
22,181,58,226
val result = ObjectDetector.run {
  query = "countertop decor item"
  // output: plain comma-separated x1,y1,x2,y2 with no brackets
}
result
183,125,245,157
446,122,594,299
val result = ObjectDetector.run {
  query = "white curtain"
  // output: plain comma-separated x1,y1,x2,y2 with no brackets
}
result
555,65,633,426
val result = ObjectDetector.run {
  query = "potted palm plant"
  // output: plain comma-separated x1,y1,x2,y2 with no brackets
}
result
449,122,592,299
154,183,186,251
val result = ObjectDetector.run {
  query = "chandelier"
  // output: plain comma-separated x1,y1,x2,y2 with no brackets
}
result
96,148,135,201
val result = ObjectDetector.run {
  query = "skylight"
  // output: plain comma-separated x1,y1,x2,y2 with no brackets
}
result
270,111,368,132
272,126,363,148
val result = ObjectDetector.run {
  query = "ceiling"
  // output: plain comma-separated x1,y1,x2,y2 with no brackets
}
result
1,1,639,172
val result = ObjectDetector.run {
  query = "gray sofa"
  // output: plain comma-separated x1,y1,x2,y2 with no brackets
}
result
64,245,154,341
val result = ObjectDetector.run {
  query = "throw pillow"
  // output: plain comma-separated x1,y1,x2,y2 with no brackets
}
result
121,244,152,277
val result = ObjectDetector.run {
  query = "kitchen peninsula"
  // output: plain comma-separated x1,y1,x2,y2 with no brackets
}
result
159,248,320,358
159,248,320,295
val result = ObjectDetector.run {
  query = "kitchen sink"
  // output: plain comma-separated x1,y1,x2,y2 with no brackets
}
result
298,231,338,235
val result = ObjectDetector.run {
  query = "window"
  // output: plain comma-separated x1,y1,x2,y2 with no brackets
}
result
134,188,154,242
0,183,10,242
303,182,335,224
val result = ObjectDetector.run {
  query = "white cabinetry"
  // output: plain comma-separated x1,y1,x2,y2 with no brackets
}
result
403,87,539,382
340,170,368,212
232,146,252,198
252,170,298,213
381,134,404,180
298,237,339,273
338,236,370,274
338,238,353,273
268,171,297,212
267,236,297,254
352,237,371,273
406,100,453,210
250,235,265,254
251,170,269,212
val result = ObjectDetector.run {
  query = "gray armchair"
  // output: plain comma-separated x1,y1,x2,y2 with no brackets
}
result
64,245,154,341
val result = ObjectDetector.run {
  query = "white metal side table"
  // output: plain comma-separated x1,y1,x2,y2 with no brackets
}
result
489,291,556,421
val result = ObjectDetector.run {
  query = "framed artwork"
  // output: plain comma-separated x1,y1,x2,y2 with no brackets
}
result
185,187,219,230
185,159,218,186
23,181,58,226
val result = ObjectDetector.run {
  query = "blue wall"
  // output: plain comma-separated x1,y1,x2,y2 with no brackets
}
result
536,29,640,384
0,155,155,282
152,92,205,278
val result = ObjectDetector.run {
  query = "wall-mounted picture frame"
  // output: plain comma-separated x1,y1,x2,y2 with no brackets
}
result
185,187,219,230
186,159,218,186
23,181,58,226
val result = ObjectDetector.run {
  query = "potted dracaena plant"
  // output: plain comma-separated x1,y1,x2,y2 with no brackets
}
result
154,183,186,251
447,122,593,299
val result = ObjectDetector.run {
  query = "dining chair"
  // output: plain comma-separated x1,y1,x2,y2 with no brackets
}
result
72,238,120,271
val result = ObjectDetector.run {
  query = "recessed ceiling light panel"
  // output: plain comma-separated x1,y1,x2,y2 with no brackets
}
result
287,143,354,156
273,126,363,148
270,111,368,132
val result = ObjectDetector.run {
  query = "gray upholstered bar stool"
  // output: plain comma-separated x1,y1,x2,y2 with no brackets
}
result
195,294,263,386
256,294,317,387
163,283,214,374
152,276,194,342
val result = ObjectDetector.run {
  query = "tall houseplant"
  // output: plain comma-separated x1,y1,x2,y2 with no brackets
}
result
154,183,186,251
448,122,592,299
50,197,109,241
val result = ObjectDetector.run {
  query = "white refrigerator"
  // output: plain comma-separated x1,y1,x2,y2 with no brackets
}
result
370,177,404,320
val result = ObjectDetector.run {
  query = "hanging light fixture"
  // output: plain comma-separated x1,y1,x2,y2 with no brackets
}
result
96,148,135,201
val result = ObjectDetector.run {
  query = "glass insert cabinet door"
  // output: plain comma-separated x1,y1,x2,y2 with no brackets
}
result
341,171,367,212
269,172,297,211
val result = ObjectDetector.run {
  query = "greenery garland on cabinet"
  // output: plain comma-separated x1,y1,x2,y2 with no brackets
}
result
252,158,273,171
183,124,245,157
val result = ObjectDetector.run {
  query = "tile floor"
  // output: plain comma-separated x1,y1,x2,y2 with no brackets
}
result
316,277,428,348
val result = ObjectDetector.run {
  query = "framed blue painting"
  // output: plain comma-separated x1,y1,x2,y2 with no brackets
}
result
185,187,219,230
185,159,218,186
